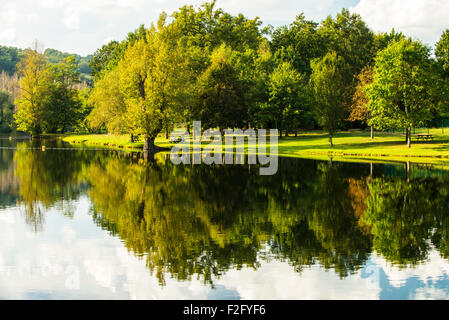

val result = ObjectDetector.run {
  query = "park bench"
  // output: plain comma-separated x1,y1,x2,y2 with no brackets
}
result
170,136,183,143
414,134,434,142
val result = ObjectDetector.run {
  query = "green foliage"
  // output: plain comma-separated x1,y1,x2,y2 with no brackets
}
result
192,44,246,130
75,87,94,132
14,50,85,135
89,25,148,81
362,176,449,265
80,2,449,148
271,13,324,76
14,49,53,136
373,29,406,56
44,48,92,82
89,41,126,81
366,39,435,137
310,51,349,144
44,56,82,133
257,61,310,135
172,1,265,53
0,90,14,132
87,67,127,134
0,45,23,75
318,9,375,81
436,29,449,77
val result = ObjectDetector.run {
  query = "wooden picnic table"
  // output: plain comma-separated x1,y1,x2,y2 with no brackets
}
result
414,134,434,142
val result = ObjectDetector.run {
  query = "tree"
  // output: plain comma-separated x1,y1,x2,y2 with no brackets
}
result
271,13,325,76
373,29,405,57
44,56,81,133
172,1,265,53
309,51,348,146
435,30,449,115
118,14,190,151
348,66,375,138
89,41,126,81
192,44,246,133
436,29,449,77
89,25,148,82
261,61,309,137
87,67,128,134
0,45,22,75
14,49,53,137
318,9,374,81
0,91,14,132
75,87,94,133
366,39,435,148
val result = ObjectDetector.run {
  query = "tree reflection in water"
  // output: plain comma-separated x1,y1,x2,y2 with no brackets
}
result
10,142,449,285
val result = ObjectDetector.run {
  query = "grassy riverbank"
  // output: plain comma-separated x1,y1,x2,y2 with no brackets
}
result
60,128,449,162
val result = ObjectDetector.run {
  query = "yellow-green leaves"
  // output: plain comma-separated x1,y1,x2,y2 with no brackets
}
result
14,49,53,136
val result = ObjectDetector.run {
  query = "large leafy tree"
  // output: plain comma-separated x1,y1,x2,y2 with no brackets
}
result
0,46,22,75
172,1,264,53
318,9,374,81
309,51,349,146
14,49,53,137
44,56,81,133
0,90,14,132
373,29,405,57
348,66,375,138
271,13,325,76
259,61,309,137
87,67,128,134
366,38,435,147
436,29,449,77
89,25,147,81
435,30,449,115
118,14,190,151
192,44,246,132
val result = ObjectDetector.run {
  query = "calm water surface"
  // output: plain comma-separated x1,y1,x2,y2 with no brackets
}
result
1,138,449,300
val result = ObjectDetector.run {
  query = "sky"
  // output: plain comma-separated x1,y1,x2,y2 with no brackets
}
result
0,0,448,56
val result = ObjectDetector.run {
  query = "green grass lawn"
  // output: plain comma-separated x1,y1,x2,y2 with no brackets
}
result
60,128,449,162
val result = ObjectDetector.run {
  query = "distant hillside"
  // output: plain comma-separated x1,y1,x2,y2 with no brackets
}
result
44,48,93,82
0,46,21,75
0,45,92,81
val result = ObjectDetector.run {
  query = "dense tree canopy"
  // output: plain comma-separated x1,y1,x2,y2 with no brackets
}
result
310,51,349,146
7,1,449,150
14,49,85,136
366,39,436,147
436,29,449,77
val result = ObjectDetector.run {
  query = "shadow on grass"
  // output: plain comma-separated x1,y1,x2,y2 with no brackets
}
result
278,132,449,154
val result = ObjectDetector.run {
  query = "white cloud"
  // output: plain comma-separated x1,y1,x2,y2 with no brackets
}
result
351,0,449,47
63,8,81,31
0,0,345,56
0,0,446,67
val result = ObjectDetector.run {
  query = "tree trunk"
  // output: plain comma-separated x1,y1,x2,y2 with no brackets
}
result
165,129,169,140
143,150,155,162
144,136,156,151
406,161,411,182
329,135,333,147
130,134,135,143
295,128,298,137
407,127,411,148
371,126,374,139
